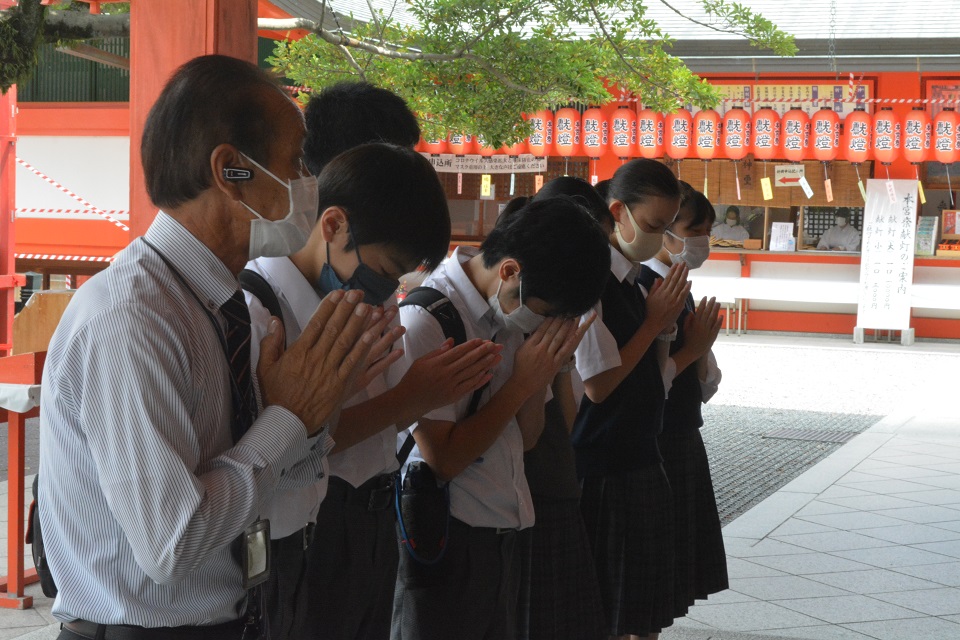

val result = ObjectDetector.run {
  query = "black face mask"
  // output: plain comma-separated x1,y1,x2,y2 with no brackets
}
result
315,238,400,306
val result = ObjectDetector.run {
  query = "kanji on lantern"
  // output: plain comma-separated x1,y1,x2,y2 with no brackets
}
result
665,109,693,160
902,107,931,165
781,108,809,162
609,107,637,158
752,107,780,161
525,110,554,157
694,109,721,160
582,107,608,159
722,108,751,161
554,107,582,157
872,108,900,165
637,108,664,159
843,108,872,164
811,107,840,162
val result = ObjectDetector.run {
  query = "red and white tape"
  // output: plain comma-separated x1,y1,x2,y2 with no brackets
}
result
15,157,130,232
16,208,129,216
15,253,114,263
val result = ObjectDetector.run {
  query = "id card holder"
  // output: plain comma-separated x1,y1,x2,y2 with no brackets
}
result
242,518,271,590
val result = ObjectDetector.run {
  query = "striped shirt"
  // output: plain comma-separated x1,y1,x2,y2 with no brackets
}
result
39,212,329,626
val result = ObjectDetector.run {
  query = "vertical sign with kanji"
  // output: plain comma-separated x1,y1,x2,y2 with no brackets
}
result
855,180,918,344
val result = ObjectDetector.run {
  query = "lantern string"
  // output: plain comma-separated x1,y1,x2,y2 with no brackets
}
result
947,165,955,207
734,161,741,201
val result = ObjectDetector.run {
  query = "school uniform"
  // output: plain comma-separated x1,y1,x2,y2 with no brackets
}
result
245,256,401,640
390,246,534,640
573,246,676,638
639,260,728,617
518,395,606,640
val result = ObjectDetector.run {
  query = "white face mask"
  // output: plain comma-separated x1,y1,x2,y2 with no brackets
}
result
239,152,319,260
665,230,711,269
615,204,665,263
726,217,737,226
488,277,545,334
836,216,848,227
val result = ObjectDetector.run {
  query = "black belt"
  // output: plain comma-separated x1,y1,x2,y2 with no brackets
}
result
62,619,245,640
450,517,518,536
329,474,396,511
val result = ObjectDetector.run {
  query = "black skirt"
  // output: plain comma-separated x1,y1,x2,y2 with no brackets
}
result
518,497,606,640
579,465,675,637
659,429,729,614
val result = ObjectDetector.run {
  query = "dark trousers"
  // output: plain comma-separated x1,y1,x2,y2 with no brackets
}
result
391,518,521,640
264,526,313,640
300,476,399,640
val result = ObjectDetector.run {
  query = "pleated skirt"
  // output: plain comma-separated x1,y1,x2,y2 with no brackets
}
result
579,465,675,637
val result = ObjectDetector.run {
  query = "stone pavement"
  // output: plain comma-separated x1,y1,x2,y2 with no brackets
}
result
2,333,959,638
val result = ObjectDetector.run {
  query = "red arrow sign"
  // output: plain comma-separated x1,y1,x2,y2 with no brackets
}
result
778,176,801,184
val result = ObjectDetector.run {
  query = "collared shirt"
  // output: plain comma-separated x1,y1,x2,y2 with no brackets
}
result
391,246,534,530
576,246,674,394
39,212,327,627
642,257,722,401
245,256,398,536
817,224,861,251
246,256,332,539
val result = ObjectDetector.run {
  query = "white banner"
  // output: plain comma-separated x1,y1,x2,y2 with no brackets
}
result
421,153,548,174
856,179,918,331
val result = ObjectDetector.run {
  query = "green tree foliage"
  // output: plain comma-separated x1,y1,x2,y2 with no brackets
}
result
268,0,796,147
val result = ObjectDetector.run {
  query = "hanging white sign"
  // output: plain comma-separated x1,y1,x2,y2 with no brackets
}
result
421,153,548,174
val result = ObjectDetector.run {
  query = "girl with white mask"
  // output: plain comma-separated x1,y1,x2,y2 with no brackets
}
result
638,183,728,625
570,160,694,640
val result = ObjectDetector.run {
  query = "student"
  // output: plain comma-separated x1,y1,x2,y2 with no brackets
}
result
517,178,608,640
817,207,861,251
572,158,691,640
391,198,612,640
246,144,501,640
711,205,749,242
638,183,728,620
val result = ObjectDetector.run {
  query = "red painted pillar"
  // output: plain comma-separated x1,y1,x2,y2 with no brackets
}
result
0,86,24,357
128,0,258,237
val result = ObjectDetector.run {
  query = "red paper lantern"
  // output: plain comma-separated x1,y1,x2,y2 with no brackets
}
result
780,108,809,162
722,108,751,161
419,136,448,155
872,108,900,165
811,107,841,162
499,138,528,156
581,107,608,159
476,135,497,157
933,108,959,165
609,107,638,158
751,107,780,161
636,108,664,159
665,109,693,160
553,107,582,157
843,108,872,164
447,133,477,155
694,109,721,160
525,110,553,157
902,107,931,165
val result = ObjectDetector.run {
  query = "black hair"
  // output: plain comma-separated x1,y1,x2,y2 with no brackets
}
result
496,196,530,227
142,55,284,209
671,184,716,230
533,176,614,229
836,207,851,219
303,82,421,175
316,143,450,271
480,197,610,317
594,179,611,202
725,205,741,220
607,159,680,207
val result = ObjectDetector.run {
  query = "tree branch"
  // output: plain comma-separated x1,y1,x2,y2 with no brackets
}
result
656,0,760,44
40,9,129,39
337,43,367,80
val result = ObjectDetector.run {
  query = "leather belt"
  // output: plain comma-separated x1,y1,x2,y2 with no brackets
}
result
63,619,245,640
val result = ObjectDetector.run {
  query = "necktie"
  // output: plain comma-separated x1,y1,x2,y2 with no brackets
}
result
220,290,257,443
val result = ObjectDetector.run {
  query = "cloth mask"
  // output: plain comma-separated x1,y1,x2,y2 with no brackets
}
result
665,231,711,269
488,277,545,334
615,204,665,263
239,153,319,260
316,239,400,306
726,217,737,226
836,217,848,227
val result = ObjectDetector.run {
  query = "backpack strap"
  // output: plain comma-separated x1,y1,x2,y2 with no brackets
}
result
239,268,284,323
396,287,487,466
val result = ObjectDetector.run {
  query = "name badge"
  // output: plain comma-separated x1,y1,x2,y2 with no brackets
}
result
242,519,271,590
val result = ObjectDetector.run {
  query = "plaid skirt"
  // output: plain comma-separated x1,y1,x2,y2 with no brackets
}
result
517,497,606,640
659,429,729,615
579,465,675,637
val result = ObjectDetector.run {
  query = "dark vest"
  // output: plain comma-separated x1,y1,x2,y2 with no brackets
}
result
637,265,704,435
572,273,664,478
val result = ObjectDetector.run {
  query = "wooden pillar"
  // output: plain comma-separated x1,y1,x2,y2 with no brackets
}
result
129,0,258,237
0,86,24,357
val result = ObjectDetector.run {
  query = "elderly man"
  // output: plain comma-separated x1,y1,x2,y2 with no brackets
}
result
39,55,382,640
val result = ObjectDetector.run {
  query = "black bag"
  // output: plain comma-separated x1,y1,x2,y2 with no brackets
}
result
395,288,486,565
26,475,58,597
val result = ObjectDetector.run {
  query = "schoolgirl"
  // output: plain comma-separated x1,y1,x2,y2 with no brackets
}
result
572,159,691,639
637,183,728,619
